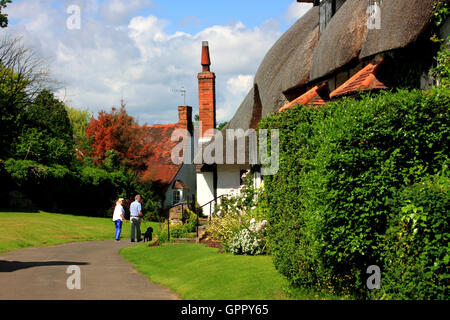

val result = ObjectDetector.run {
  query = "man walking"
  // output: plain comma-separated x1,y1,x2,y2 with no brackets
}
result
130,195,144,242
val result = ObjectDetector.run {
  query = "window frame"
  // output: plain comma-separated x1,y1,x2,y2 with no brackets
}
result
173,190,182,205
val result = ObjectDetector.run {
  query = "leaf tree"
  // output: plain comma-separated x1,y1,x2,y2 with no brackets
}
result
0,0,11,28
84,102,152,172
14,89,75,166
0,36,52,159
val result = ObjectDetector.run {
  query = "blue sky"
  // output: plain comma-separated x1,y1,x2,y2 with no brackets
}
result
4,0,312,125
147,0,298,34
32,0,300,33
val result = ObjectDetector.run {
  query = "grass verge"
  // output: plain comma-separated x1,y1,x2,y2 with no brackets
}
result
120,243,288,300
120,243,349,300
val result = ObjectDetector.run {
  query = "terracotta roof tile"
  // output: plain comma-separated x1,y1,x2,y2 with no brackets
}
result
278,82,329,113
141,123,183,195
330,59,387,99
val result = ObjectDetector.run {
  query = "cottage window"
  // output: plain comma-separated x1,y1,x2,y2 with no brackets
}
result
319,0,346,34
173,190,182,205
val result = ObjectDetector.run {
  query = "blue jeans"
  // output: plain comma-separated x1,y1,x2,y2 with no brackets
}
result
114,220,123,240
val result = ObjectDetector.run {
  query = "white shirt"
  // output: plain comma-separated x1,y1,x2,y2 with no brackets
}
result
113,204,125,221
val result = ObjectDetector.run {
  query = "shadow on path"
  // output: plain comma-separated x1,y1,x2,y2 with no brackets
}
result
0,260,89,272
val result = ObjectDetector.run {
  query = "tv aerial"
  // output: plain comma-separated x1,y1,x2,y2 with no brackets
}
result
170,86,187,105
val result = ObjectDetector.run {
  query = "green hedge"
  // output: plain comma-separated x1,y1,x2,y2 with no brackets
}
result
2,159,75,211
259,87,449,299
375,173,449,300
1,158,139,217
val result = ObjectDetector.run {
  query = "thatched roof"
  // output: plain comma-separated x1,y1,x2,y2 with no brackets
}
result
360,0,438,59
224,0,440,131
309,0,369,81
255,6,320,117
311,0,438,80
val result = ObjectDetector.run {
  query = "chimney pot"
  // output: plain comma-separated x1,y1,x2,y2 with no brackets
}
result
201,41,211,72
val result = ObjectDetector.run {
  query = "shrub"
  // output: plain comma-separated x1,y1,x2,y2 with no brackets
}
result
429,36,450,88
207,213,244,249
214,171,258,217
0,159,8,202
208,206,269,255
3,158,76,212
156,227,169,244
229,229,261,255
228,219,268,256
183,208,199,233
259,87,450,297
169,224,189,238
126,177,160,220
207,171,269,253
157,223,189,244
373,172,449,300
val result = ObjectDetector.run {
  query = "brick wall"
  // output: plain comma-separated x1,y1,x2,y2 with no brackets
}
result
177,105,193,134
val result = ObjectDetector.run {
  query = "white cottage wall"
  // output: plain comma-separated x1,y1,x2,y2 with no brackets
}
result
196,171,215,215
216,164,248,198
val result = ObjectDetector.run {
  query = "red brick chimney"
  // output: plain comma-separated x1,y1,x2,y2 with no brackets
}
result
177,105,193,135
198,41,216,141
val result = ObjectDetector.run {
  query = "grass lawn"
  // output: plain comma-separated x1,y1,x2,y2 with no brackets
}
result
120,243,348,300
0,209,160,254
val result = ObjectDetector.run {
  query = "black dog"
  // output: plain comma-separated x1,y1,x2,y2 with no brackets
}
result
143,227,153,242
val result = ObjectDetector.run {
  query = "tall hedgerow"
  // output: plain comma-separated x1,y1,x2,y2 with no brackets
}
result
259,87,449,298
374,172,449,300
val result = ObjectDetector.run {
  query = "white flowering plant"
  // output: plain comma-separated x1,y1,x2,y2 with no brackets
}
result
207,171,270,255
228,218,268,255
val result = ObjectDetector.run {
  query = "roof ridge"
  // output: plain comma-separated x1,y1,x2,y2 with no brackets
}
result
145,123,177,128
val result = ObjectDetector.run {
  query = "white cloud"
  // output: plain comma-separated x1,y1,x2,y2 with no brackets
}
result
216,74,254,122
286,1,313,22
4,0,282,125
99,0,154,25
226,75,253,95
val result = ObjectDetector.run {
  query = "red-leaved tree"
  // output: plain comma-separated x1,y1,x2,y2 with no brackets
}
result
85,104,151,172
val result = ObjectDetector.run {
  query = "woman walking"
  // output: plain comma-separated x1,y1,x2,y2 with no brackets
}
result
113,198,128,241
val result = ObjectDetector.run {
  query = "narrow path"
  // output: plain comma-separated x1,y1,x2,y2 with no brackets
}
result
0,241,180,300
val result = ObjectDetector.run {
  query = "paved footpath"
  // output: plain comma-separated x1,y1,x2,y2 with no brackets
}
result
0,240,180,300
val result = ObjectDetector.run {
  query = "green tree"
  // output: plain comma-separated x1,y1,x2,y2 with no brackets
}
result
0,36,51,158
217,121,228,131
0,66,28,158
14,90,75,166
0,0,11,28
66,105,92,159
